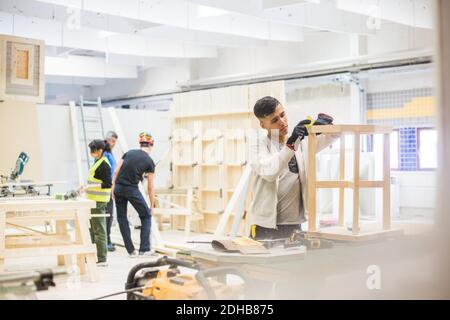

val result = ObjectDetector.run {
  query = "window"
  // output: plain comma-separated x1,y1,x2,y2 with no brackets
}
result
418,128,437,170
372,130,399,170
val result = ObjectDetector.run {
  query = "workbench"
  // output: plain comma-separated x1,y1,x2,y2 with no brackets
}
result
187,224,433,299
0,198,99,282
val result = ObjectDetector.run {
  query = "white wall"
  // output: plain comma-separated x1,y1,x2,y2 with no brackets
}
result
367,22,433,56
189,31,352,82
45,82,93,105
285,82,354,127
91,61,191,101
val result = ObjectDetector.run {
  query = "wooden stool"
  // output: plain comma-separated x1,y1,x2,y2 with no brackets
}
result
306,125,403,242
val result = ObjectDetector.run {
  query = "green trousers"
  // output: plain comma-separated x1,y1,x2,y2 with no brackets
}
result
90,202,108,263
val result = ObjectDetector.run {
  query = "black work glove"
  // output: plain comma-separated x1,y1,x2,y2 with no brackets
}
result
286,119,311,145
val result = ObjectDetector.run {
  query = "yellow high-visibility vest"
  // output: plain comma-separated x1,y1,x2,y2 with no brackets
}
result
86,156,111,203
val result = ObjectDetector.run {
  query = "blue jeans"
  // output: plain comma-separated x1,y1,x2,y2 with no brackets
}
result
114,184,151,253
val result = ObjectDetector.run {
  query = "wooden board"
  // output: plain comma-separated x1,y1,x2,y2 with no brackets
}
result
308,226,404,242
190,245,306,264
310,125,392,134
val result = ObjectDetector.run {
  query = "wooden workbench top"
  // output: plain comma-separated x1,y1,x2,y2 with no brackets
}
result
0,197,96,211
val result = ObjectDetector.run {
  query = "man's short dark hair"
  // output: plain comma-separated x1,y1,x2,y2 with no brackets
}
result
105,131,118,139
253,96,281,118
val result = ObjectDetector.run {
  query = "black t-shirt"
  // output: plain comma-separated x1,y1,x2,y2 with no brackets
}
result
115,149,155,186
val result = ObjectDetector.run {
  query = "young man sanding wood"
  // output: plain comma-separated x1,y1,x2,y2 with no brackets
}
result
249,96,338,240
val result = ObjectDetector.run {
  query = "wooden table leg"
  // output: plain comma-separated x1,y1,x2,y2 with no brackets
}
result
85,253,98,282
56,219,73,267
75,209,98,282
77,254,87,275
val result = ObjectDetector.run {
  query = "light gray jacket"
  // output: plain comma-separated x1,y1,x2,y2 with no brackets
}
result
249,132,337,229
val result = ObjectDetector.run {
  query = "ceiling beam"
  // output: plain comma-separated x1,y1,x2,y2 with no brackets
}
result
335,0,433,29
138,26,271,48
0,11,218,58
0,0,286,48
188,0,376,34
32,0,304,42
45,55,138,78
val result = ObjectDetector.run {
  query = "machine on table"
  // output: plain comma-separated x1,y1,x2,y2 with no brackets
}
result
124,256,248,300
0,152,54,198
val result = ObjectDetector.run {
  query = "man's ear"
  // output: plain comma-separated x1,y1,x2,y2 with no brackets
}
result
259,119,266,129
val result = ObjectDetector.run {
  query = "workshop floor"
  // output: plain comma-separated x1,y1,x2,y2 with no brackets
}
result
3,219,435,300
5,229,205,300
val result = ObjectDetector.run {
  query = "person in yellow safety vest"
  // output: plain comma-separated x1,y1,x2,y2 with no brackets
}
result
86,139,112,267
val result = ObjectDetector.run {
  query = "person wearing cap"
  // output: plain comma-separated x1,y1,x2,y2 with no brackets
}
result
112,132,156,258
84,139,112,267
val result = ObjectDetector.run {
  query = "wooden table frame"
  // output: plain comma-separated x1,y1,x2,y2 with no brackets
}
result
0,198,98,281
306,125,403,241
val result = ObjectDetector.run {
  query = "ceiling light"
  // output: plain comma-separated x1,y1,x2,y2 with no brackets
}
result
98,30,117,38
197,5,230,18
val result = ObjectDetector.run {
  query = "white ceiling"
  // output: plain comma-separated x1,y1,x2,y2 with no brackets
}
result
0,0,434,84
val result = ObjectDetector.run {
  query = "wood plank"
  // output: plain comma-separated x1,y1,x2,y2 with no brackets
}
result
383,133,391,230
352,133,361,236
310,125,392,134
0,198,96,212
308,227,404,242
69,102,84,186
2,244,96,257
6,234,71,247
6,211,76,224
359,181,385,188
307,133,318,232
56,220,69,266
339,134,345,226
316,181,354,188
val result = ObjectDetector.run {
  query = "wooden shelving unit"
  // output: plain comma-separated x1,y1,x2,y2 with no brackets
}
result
169,81,286,234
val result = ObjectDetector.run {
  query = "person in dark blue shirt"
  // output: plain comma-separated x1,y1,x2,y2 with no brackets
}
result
104,131,118,252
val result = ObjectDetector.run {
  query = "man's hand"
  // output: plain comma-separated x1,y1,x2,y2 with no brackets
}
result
286,119,312,145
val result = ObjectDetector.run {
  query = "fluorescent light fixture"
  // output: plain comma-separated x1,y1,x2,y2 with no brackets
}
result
197,5,230,18
98,30,117,38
